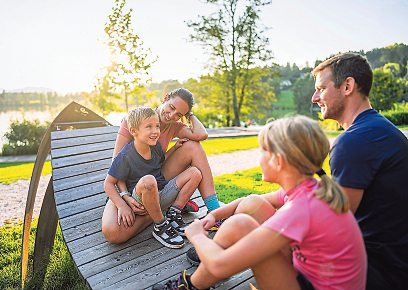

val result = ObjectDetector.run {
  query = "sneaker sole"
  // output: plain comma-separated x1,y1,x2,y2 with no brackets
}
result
186,254,200,266
152,232,184,249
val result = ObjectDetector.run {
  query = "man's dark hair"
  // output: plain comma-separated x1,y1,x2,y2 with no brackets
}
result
312,53,373,97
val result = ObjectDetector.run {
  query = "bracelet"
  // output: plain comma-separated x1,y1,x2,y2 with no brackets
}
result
187,112,194,121
119,191,131,198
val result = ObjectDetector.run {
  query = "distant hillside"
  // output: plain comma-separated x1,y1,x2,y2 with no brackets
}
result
8,87,55,93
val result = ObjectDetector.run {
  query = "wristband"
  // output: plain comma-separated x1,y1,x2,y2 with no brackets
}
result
119,191,131,198
186,112,194,121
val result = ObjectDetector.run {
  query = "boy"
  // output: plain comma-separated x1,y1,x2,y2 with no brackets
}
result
103,107,202,248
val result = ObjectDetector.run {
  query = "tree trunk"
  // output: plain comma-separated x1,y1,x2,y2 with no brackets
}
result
124,91,128,112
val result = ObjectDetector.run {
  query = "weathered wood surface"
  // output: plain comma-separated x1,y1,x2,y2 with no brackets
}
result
51,126,254,290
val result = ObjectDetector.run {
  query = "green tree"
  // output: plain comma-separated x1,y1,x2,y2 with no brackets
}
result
292,74,316,117
100,0,155,112
2,119,48,155
371,66,403,111
90,63,123,116
187,0,273,126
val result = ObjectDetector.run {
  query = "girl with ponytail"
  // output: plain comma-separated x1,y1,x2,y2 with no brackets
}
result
160,116,367,290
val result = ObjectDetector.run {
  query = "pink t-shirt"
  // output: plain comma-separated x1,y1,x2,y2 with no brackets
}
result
263,178,367,290
118,118,187,152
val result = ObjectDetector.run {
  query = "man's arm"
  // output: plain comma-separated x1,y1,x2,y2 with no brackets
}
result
341,186,364,214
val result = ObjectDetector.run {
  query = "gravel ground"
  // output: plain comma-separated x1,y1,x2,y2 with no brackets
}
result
0,148,260,227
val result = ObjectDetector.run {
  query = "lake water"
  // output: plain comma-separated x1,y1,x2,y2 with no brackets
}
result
0,108,126,150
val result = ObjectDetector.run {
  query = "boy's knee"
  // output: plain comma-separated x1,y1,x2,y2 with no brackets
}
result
139,175,157,192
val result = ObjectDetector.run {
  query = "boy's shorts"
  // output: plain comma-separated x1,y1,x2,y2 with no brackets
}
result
132,177,180,211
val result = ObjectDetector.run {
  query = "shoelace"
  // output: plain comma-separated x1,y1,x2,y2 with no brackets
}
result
168,210,184,223
162,278,180,290
164,224,179,237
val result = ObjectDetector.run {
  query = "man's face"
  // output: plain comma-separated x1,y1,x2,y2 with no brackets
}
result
311,68,345,121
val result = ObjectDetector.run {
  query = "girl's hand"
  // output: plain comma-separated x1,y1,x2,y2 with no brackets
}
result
186,219,208,241
117,204,135,228
174,138,189,149
124,195,147,215
201,213,216,230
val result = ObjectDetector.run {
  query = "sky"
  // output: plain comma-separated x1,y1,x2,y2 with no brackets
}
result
1,0,408,94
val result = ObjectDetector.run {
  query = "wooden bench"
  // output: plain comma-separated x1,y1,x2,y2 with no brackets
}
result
21,102,255,289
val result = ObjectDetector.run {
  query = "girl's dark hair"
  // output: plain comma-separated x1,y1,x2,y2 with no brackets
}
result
167,88,194,111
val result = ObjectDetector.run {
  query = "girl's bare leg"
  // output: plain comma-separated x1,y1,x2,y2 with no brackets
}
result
235,194,277,224
190,214,299,290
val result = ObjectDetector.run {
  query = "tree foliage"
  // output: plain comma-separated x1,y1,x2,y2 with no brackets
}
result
292,74,316,117
2,119,48,156
93,0,155,113
371,65,403,111
187,0,273,126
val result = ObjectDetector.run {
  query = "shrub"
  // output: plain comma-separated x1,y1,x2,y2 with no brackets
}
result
2,119,49,156
382,110,408,125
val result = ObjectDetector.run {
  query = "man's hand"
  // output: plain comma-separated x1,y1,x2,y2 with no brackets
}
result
117,204,135,228
124,195,148,215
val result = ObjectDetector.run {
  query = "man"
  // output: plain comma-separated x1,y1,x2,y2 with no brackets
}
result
312,53,408,289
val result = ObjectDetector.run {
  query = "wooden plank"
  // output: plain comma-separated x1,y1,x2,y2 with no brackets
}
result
52,149,114,168
215,270,254,289
51,126,119,140
57,193,105,219
51,132,117,149
32,180,58,287
89,246,193,289
78,236,163,278
52,141,115,159
53,159,112,181
59,206,104,231
53,171,106,195
230,277,257,290
66,231,107,255
62,219,101,243
73,210,206,267
153,268,254,290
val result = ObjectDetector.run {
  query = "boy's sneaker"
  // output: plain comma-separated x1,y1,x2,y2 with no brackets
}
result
186,247,200,266
182,200,199,213
152,270,207,290
153,220,184,249
166,206,188,236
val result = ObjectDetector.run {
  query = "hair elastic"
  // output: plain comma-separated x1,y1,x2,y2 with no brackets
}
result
316,169,326,177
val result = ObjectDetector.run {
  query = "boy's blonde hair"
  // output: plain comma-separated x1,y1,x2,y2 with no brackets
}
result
259,115,349,213
127,107,158,130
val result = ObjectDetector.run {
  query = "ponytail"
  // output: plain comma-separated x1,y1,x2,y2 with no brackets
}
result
315,174,349,213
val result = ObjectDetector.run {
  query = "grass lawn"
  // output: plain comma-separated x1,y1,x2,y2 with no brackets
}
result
0,158,331,289
0,162,52,185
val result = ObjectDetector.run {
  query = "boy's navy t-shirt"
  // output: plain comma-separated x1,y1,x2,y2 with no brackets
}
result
330,109,408,289
108,141,167,193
